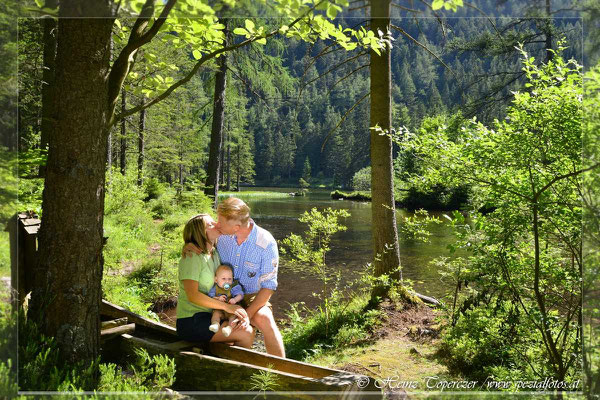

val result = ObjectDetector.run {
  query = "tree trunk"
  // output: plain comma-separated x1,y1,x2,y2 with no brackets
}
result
545,0,553,62
107,36,114,172
237,144,240,191
39,1,57,178
33,1,113,368
204,19,228,207
226,132,231,191
137,99,145,186
369,0,401,281
120,89,127,174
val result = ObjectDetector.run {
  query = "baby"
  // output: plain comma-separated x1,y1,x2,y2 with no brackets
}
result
208,264,244,337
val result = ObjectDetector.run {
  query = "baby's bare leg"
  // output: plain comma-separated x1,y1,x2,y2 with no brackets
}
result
211,310,224,325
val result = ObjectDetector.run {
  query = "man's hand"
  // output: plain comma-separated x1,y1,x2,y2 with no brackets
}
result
218,295,227,302
226,304,250,331
182,243,202,258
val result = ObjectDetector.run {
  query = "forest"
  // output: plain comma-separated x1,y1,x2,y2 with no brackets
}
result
1,0,600,397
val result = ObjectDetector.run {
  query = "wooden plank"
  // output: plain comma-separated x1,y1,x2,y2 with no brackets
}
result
101,317,128,329
117,334,366,394
21,218,41,227
100,299,177,337
209,342,340,379
24,225,40,235
101,323,135,341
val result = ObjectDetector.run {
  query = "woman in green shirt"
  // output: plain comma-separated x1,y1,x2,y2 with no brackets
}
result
176,214,254,347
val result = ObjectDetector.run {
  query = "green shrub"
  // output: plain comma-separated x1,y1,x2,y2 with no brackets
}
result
0,301,16,398
176,189,212,211
102,274,158,320
105,168,146,216
283,292,381,361
129,258,178,306
351,166,371,191
98,348,175,393
143,177,165,201
148,194,176,219
17,311,175,394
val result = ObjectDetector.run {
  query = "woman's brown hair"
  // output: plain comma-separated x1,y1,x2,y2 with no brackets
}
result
182,214,213,255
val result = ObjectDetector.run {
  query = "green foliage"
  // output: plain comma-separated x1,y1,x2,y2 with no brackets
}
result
128,257,178,307
98,348,175,392
17,309,176,394
143,177,165,201
0,300,17,398
19,312,99,391
247,364,280,394
351,166,371,191
281,208,384,360
299,177,310,189
398,47,583,382
583,63,600,396
401,209,443,243
0,148,17,225
283,291,382,361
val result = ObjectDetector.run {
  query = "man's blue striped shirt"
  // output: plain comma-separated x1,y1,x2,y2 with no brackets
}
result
216,220,279,294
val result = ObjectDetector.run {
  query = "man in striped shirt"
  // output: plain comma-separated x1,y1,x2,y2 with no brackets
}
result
215,197,285,357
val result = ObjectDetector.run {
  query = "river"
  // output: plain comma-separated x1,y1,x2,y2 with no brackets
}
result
222,187,460,320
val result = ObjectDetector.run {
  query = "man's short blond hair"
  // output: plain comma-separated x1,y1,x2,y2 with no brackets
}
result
217,197,250,224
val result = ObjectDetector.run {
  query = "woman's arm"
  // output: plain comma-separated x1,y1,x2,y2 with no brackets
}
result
182,279,248,320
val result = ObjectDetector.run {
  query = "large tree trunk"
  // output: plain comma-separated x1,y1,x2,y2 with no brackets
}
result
33,1,113,368
120,89,127,174
137,99,145,186
369,0,401,281
226,131,231,191
204,19,228,206
39,0,57,178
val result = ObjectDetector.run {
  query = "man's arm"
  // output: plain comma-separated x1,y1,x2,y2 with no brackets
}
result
245,288,274,320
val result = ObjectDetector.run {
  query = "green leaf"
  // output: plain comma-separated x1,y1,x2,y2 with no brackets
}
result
255,37,266,45
244,19,255,33
192,49,201,60
34,0,44,7
114,19,121,30
432,0,444,10
233,27,248,36
326,5,338,19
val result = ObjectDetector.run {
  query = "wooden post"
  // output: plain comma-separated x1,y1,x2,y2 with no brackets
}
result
6,213,41,309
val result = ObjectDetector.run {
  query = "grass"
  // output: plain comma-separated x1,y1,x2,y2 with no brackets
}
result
311,334,455,381
282,289,382,361
0,231,10,278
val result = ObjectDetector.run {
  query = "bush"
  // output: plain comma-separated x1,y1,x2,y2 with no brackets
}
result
148,191,176,219
351,166,371,191
143,177,165,201
176,189,212,211
129,258,178,306
17,311,176,394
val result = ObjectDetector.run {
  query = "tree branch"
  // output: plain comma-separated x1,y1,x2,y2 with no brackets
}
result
108,0,177,116
321,91,370,152
326,63,369,96
113,0,325,124
390,24,457,80
535,163,600,200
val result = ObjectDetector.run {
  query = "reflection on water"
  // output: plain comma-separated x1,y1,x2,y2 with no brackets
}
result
220,188,461,320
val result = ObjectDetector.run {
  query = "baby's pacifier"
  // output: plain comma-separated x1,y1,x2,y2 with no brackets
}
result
223,283,231,290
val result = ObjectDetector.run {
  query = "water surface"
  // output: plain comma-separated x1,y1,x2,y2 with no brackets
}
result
224,188,460,320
